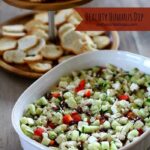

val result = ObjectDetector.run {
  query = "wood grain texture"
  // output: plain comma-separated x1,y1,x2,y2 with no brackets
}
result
4,0,92,11
0,0,150,150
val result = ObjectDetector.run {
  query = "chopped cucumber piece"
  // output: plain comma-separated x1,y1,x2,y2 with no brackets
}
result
21,124,33,138
82,126,100,133
41,137,50,146
48,131,57,140
36,97,48,106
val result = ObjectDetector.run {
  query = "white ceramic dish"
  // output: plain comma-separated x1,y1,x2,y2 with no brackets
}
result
12,50,150,150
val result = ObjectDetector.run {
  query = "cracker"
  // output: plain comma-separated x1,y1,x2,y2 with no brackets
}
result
28,62,52,73
67,11,83,26
41,44,63,60
0,38,17,54
93,36,111,49
30,28,49,40
2,25,25,33
55,9,74,26
25,19,48,32
24,54,43,63
58,23,75,38
18,35,38,51
26,38,46,55
3,50,26,64
2,31,26,38
60,30,86,54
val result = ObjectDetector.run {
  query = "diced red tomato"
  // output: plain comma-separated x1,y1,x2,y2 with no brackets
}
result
138,128,144,136
75,80,86,92
84,90,91,98
34,127,45,137
71,111,78,116
52,92,60,98
126,111,136,120
118,95,129,101
50,140,55,145
63,114,73,124
79,80,86,89
71,113,81,122
48,122,56,129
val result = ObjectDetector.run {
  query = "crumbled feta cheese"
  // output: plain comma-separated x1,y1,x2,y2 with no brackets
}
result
107,89,116,96
66,85,75,90
59,81,68,88
92,133,101,138
86,83,91,88
56,134,67,144
83,117,88,122
118,100,130,108
134,98,143,107
99,132,108,140
108,130,114,135
42,132,48,138
27,118,34,125
82,107,89,113
77,90,85,96
111,102,118,114
112,82,121,90
118,117,128,125
78,121,88,131
88,136,97,143
111,113,122,119
90,117,96,122
147,87,150,96
116,132,126,141
69,125,76,131
60,141,77,149
130,83,139,91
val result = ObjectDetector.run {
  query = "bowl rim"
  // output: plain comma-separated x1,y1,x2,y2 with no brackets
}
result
12,50,150,150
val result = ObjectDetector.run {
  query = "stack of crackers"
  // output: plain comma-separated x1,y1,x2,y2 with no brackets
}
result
0,9,112,73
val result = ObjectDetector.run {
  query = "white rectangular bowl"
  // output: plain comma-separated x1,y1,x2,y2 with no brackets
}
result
12,50,150,150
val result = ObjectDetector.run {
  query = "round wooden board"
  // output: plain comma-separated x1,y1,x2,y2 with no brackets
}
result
0,13,120,79
4,0,92,11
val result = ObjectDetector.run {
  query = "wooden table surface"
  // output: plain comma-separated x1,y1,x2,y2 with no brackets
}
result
0,0,150,150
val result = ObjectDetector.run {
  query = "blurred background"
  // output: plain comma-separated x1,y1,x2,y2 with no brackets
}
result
0,0,150,150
